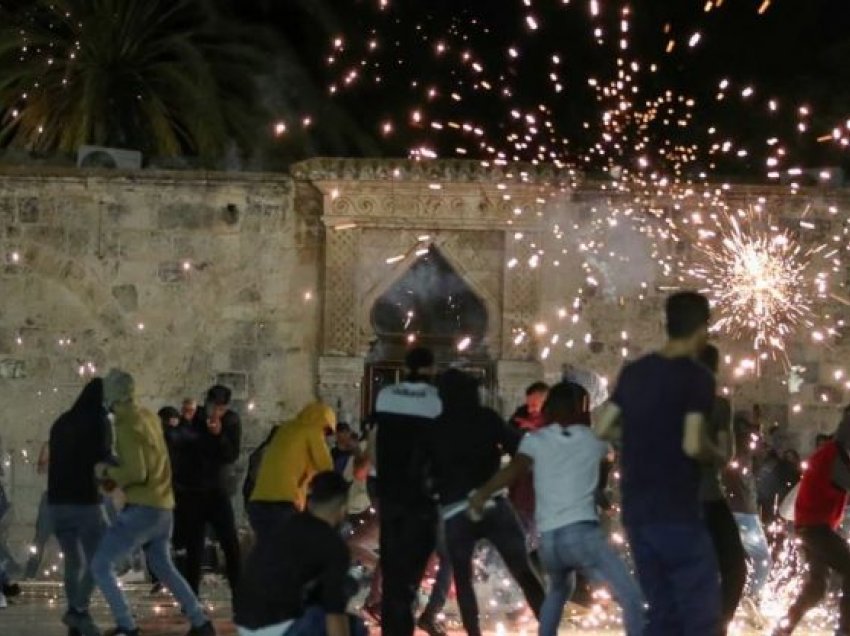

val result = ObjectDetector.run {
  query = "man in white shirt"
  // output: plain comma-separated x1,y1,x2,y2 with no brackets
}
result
470,382,645,636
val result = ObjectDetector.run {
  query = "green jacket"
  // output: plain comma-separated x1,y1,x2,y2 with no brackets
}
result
106,401,175,509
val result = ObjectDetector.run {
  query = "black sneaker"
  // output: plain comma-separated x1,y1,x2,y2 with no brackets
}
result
62,609,101,636
1,583,21,597
416,613,448,636
185,622,216,636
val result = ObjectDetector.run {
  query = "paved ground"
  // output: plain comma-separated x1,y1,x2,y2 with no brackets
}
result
0,582,835,635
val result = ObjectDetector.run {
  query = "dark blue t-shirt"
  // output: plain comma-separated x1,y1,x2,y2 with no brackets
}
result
611,353,715,526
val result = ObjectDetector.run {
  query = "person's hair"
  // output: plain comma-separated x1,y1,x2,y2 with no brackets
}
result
698,344,720,374
438,369,481,413
158,406,179,421
665,292,711,339
525,381,549,396
206,385,232,406
405,347,435,372
336,421,352,434
182,398,197,407
308,471,350,507
542,382,589,424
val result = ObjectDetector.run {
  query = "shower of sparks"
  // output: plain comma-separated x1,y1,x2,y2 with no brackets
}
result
690,211,816,356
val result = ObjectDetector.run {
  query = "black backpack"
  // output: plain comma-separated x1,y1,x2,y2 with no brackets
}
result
242,426,279,504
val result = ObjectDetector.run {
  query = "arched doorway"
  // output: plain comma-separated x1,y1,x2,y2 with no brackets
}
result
362,246,495,416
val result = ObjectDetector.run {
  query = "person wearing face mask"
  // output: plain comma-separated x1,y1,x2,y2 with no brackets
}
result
91,369,215,636
176,385,242,604
234,471,367,636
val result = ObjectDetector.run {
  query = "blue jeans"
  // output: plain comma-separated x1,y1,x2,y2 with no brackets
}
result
50,504,105,614
540,521,645,636
288,606,368,636
627,522,721,636
91,505,207,631
26,492,55,578
733,513,772,597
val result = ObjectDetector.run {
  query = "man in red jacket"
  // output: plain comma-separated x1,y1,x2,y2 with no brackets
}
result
774,409,850,636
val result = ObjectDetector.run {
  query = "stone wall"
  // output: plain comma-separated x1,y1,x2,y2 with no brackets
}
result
0,168,321,535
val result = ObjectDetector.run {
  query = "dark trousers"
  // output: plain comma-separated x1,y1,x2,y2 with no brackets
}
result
176,489,241,600
246,501,297,545
379,500,437,636
445,498,545,636
704,500,747,632
783,525,850,633
627,522,722,636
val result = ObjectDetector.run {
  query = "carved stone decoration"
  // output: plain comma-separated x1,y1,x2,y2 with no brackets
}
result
323,228,360,355
502,233,542,360
317,355,365,427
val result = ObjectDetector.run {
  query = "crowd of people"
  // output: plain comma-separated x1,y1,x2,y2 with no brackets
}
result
2,290,850,636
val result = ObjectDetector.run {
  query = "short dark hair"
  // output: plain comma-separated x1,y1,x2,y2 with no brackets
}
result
699,344,720,374
336,421,352,434
308,471,350,506
525,381,549,396
542,382,588,420
157,406,179,421
405,347,435,372
438,369,481,412
665,292,710,339
206,385,232,406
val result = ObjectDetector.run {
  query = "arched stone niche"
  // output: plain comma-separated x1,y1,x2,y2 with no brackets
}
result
295,158,572,419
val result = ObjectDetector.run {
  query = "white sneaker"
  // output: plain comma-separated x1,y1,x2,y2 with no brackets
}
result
0,592,7,608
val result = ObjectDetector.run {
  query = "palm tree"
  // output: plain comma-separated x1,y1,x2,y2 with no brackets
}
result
0,0,267,162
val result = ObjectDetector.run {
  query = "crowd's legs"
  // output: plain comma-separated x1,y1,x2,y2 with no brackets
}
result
444,498,544,636
379,501,437,635
178,490,241,604
627,522,721,636
539,521,644,636
734,512,772,597
91,505,210,635
704,499,747,631
50,504,104,635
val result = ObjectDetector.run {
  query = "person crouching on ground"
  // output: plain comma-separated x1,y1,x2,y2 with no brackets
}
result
234,471,367,636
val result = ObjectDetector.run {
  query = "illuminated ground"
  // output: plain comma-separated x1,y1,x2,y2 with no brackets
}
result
0,582,835,635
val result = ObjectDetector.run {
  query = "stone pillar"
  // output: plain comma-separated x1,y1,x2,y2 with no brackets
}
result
497,359,544,418
318,355,365,426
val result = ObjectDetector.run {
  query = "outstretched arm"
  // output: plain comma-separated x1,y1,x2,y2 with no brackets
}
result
469,454,532,515
594,402,622,443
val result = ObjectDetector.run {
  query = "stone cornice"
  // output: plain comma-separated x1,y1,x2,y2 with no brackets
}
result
291,157,573,187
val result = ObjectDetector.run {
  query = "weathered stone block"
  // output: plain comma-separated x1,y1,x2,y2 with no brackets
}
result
18,197,39,223
215,372,248,395
112,284,139,312
229,347,259,371
0,358,26,379
157,203,240,230
157,262,187,283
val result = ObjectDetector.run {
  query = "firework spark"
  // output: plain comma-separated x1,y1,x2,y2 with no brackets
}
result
690,210,816,356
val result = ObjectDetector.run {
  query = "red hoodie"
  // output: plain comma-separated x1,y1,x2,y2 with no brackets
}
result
795,440,849,530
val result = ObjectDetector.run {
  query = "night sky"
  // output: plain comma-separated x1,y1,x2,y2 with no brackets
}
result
235,1,850,177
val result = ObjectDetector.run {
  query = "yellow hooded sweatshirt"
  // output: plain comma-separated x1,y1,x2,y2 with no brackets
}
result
105,401,175,510
250,402,335,509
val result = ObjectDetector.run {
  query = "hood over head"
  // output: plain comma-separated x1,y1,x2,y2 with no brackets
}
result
69,378,105,416
293,402,337,433
103,369,135,408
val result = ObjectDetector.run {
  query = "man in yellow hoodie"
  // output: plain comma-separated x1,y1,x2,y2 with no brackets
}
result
247,402,336,542
91,369,215,636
